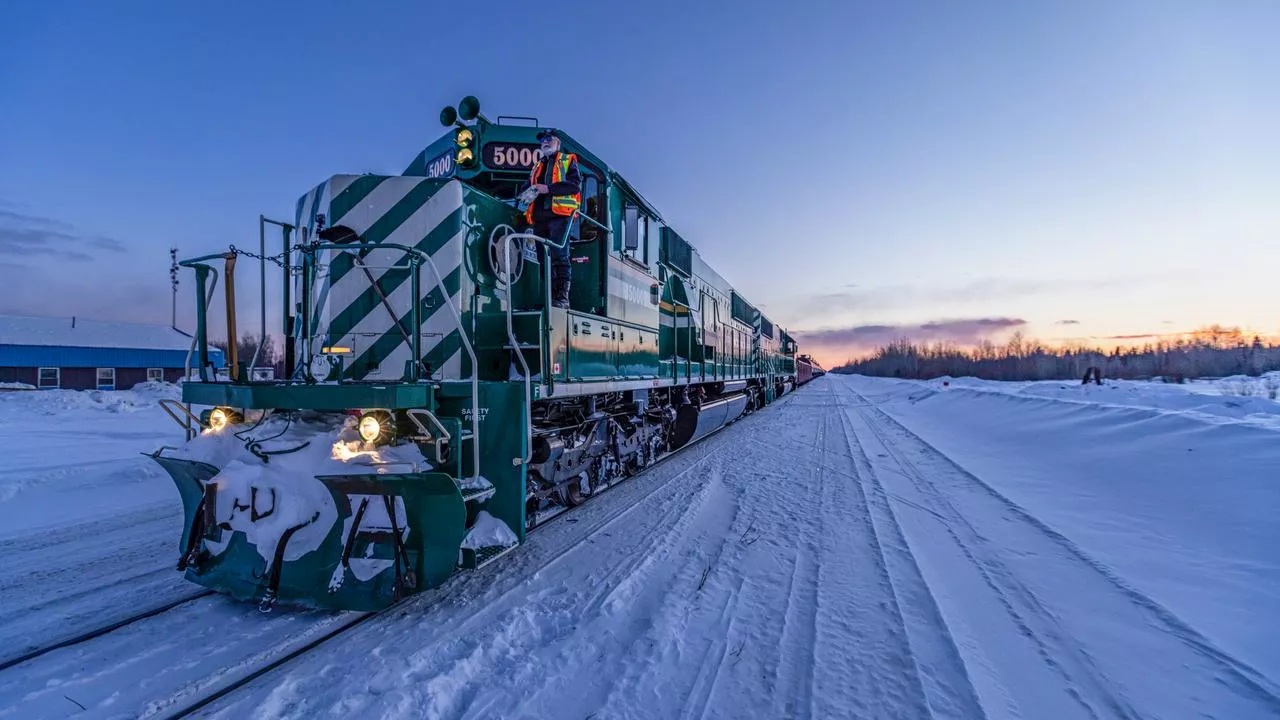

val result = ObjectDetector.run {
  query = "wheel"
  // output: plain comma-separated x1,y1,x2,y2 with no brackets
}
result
565,473,589,506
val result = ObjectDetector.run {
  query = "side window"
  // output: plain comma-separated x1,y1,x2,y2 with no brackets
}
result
97,368,115,390
580,173,602,241
582,175,601,222
646,217,660,267
38,367,59,389
147,368,164,382
623,203,640,257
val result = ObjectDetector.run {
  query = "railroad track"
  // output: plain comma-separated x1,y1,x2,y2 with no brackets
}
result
2,400,802,719
0,590,214,672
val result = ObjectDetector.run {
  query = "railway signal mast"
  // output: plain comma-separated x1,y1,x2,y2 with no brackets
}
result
170,247,179,329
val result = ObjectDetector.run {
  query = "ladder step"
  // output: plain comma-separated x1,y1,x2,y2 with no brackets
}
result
460,484,495,503
460,543,517,570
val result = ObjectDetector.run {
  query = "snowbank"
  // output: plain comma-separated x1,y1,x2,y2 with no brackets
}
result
851,374,1280,683
0,381,182,417
877,372,1280,431
0,384,188,535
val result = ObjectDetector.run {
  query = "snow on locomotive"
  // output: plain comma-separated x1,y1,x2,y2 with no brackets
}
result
152,96,812,611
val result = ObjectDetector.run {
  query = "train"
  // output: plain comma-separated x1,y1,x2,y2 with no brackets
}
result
151,96,823,612
796,354,826,385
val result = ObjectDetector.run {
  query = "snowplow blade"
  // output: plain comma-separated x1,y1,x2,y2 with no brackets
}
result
152,455,467,612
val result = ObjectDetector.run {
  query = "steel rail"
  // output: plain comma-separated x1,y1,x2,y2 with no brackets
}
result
0,590,214,672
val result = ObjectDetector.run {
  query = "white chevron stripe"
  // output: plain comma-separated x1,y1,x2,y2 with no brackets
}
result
319,181,461,340
439,348,462,380
329,174,419,232
326,174,359,210
368,295,464,380
329,228,464,357
299,178,466,380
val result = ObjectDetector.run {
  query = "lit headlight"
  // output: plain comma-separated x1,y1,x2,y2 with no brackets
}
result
456,148,475,167
206,406,243,431
455,128,474,148
358,410,394,445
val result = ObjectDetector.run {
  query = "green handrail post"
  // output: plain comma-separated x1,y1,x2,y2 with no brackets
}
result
300,246,314,379
410,258,422,382
193,264,212,381
280,222,294,379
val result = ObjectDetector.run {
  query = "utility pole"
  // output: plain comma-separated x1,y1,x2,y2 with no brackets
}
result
170,247,179,329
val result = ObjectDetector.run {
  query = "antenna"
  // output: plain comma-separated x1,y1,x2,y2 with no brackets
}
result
170,247,179,329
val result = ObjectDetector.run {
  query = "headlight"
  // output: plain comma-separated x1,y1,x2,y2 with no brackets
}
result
358,410,394,445
455,128,474,148
206,407,242,431
456,148,475,167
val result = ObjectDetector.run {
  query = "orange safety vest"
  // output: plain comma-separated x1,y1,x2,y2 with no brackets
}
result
524,152,581,225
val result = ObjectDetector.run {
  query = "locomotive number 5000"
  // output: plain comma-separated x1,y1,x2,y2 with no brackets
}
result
485,143,542,170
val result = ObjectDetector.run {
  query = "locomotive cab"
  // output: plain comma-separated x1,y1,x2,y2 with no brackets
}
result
405,107,614,318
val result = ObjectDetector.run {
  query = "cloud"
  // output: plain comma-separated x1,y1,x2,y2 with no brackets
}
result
0,203,127,262
792,276,1131,317
1104,333,1161,340
796,316,1027,353
1055,319,1081,325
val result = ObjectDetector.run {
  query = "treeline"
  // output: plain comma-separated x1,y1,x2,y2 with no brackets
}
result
211,332,278,367
832,326,1280,382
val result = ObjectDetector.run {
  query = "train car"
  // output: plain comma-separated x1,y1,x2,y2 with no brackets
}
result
795,353,825,385
151,96,806,612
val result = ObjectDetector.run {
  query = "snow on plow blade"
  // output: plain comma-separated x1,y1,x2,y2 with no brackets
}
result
152,455,466,612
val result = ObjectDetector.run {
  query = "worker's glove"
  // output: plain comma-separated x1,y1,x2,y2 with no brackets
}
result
518,187,539,205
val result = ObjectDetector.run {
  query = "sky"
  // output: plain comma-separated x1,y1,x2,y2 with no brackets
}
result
0,0,1277,369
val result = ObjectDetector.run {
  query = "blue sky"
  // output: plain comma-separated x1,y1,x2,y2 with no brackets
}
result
1,1,1277,367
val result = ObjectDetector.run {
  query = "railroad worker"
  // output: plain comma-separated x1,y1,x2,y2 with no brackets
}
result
521,128,581,309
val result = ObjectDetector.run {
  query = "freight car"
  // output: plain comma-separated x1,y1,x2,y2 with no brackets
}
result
152,97,808,612
796,354,826,385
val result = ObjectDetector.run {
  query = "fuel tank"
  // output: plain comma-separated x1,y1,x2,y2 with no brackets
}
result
670,392,749,450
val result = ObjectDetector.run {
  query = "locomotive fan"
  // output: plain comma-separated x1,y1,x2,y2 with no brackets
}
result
519,129,581,309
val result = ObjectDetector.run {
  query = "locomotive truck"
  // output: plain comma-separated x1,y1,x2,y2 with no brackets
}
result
152,96,810,612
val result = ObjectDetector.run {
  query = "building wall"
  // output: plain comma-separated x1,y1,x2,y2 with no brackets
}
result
0,366,188,389
0,367,36,386
60,367,97,390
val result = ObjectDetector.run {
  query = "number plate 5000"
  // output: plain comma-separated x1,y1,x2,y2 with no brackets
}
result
484,143,542,170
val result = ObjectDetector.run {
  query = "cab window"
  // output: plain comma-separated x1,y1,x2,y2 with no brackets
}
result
580,174,603,241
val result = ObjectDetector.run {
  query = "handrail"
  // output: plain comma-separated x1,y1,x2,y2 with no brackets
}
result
185,265,219,384
304,241,481,482
405,408,451,467
573,209,610,238
488,225,543,466
159,399,203,441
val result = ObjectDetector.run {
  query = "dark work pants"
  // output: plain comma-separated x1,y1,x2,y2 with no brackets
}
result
535,215,572,306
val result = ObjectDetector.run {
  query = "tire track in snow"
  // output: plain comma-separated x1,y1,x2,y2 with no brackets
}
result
678,573,745,720
217,427,750,720
792,381,933,719
844,380,1280,719
829,384,988,720
771,404,824,720
568,455,746,718
845,383,1135,720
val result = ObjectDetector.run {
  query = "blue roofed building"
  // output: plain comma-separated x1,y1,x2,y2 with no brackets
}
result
0,314,225,390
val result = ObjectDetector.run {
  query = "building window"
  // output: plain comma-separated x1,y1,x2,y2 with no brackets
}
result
38,367,60,389
147,368,164,382
97,368,115,390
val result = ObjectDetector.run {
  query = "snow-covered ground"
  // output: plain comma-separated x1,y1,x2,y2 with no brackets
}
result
0,375,1277,719
0,383,197,670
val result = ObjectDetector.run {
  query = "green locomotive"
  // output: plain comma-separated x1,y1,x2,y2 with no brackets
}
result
153,96,804,612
